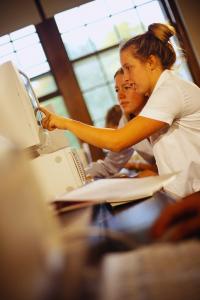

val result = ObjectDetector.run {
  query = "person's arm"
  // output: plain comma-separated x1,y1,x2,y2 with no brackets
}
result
125,161,157,172
85,147,134,178
151,191,200,241
39,107,166,152
85,115,135,178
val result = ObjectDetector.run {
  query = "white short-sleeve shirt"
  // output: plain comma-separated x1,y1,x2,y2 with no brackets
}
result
139,70,200,198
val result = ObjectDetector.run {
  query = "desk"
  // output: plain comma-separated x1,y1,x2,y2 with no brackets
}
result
56,191,173,300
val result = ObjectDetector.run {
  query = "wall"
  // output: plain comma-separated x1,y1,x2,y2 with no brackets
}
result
175,0,200,66
40,0,92,18
0,0,41,35
0,0,92,36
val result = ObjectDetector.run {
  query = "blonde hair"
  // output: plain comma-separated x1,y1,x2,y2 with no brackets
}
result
120,23,176,69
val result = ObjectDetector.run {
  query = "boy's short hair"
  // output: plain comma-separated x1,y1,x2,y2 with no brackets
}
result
105,105,122,128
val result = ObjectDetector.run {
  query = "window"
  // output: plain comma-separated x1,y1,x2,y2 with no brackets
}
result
0,25,50,78
73,48,120,126
55,0,193,127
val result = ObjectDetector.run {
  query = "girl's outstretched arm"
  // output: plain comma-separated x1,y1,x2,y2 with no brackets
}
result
39,106,166,152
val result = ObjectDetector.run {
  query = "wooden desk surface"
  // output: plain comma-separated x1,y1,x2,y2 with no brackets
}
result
59,191,173,244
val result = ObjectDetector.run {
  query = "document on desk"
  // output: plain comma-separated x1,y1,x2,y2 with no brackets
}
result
57,173,177,205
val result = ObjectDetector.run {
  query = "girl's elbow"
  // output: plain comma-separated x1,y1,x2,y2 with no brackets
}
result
107,131,128,152
109,141,126,152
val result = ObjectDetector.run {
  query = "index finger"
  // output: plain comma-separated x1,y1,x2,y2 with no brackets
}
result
38,106,51,117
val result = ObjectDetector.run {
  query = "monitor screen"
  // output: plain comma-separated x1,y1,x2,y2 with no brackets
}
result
20,71,43,125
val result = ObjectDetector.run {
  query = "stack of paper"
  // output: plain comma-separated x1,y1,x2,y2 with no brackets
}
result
56,173,177,206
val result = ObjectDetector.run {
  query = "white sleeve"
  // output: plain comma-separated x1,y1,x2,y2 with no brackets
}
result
139,84,183,125
85,147,134,178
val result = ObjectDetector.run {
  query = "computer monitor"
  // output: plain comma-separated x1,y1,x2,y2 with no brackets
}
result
0,61,44,150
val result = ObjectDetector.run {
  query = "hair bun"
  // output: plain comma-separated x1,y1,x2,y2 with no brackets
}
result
148,23,175,43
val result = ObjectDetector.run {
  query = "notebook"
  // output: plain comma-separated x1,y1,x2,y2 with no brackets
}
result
56,173,177,206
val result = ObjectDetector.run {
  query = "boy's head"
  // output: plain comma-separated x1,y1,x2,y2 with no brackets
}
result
105,105,122,129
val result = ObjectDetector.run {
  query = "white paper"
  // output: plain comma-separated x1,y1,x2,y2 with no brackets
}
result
57,173,177,203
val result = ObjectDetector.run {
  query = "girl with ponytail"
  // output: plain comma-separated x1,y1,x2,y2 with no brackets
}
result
40,23,200,198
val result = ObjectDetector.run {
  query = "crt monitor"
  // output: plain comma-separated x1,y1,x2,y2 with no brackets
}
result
0,61,44,150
